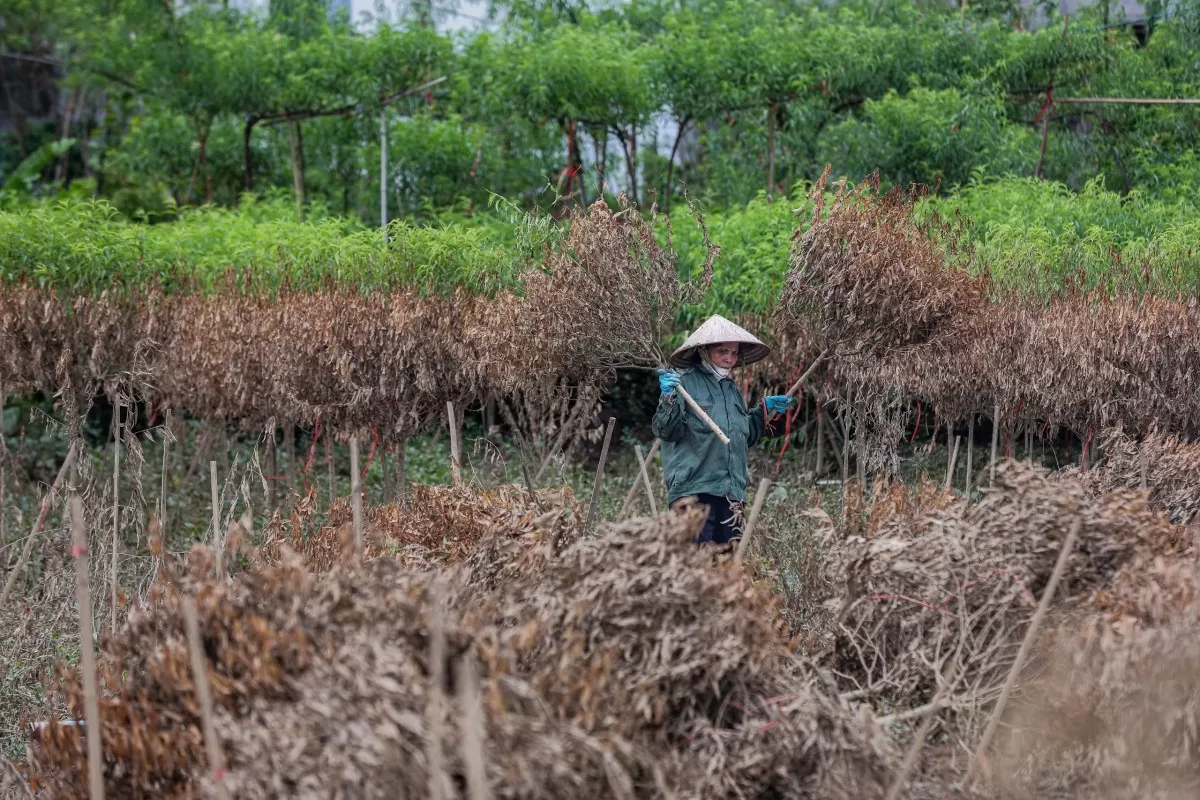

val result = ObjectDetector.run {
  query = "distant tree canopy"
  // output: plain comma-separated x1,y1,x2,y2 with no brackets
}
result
2,0,1200,220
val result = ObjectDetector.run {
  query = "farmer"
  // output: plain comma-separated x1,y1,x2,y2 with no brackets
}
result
653,314,793,550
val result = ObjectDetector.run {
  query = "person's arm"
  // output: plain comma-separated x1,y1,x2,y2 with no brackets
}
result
652,370,688,443
747,401,767,448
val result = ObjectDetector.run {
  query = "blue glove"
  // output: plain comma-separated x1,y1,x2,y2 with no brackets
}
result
658,369,681,397
764,395,795,415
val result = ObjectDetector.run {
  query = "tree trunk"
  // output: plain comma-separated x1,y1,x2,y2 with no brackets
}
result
243,116,259,191
56,87,79,184
1035,81,1054,180
289,118,307,211
766,102,777,201
664,115,690,214
0,59,27,154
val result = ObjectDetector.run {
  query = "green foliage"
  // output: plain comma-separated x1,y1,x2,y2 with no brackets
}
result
0,198,525,295
818,88,1035,190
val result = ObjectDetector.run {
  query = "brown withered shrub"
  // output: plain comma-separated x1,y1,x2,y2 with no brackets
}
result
26,490,895,800
818,462,1183,712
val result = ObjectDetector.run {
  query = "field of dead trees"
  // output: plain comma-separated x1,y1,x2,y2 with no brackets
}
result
5,184,1200,800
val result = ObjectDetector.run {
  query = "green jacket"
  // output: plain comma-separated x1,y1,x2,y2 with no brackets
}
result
652,367,767,504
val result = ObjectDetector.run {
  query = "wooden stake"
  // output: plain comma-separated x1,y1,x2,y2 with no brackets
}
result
585,417,617,529
209,461,222,575
285,421,296,499
325,435,334,509
965,415,974,496
350,436,363,560
456,655,490,800
0,445,77,609
634,444,659,517
266,426,276,512
70,492,104,800
972,518,1081,782
110,402,121,634
160,421,171,536
181,594,231,800
946,421,954,482
395,435,408,498
447,402,461,485
1140,443,1148,490
990,402,1000,486
815,405,826,477
944,436,961,491
734,477,771,566
618,439,660,521
426,585,449,800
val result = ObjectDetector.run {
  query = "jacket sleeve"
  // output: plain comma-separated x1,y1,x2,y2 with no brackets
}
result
746,400,767,449
652,395,687,443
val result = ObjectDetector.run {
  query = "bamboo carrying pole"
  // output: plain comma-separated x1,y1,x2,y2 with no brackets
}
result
209,461,222,575
181,594,230,800
675,385,730,445
585,417,617,529
734,478,771,566
633,444,659,517
110,403,121,634
972,518,1081,781
784,350,829,399
990,402,1000,486
350,436,363,559
618,439,660,521
0,445,77,609
70,492,104,800
446,402,462,485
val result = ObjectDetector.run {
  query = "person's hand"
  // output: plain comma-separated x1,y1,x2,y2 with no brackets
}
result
658,369,681,397
764,395,795,415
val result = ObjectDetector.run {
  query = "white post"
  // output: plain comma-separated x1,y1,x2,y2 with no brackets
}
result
380,107,388,240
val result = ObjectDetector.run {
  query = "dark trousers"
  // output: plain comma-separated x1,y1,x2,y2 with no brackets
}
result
673,493,742,546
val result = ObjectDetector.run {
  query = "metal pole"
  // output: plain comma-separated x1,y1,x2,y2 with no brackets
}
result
380,107,388,240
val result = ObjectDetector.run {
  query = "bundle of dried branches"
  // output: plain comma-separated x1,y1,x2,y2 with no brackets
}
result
996,555,1200,799
779,175,1200,448
1083,427,1200,524
26,496,894,799
818,462,1183,713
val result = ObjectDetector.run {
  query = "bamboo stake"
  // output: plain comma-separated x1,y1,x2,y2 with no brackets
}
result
426,585,449,800
285,421,296,499
585,417,617,529
990,402,1000,486
447,402,461,485
110,402,122,634
396,435,408,497
633,444,659,517
965,415,974,496
181,594,230,800
0,445,77,609
350,436,363,560
456,655,490,800
734,477,771,566
160,422,171,536
944,436,961,492
946,422,954,482
325,435,334,509
815,405,826,477
618,439,660,521
209,461,221,575
70,492,104,800
266,426,276,512
972,518,1081,782
1140,443,1148,490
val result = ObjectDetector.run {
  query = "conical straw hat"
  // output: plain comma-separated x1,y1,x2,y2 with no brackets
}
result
668,314,771,369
